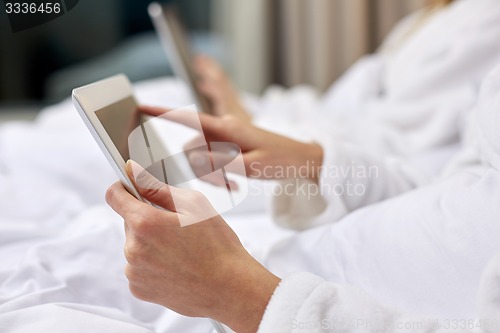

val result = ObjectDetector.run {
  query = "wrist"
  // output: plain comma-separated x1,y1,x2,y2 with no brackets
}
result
302,142,324,183
212,255,281,333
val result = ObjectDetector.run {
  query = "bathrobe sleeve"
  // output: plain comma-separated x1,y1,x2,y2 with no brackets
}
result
258,252,500,333
271,140,427,230
258,272,430,333
271,0,500,230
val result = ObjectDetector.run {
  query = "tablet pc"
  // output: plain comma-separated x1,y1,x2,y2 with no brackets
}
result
148,2,213,115
72,74,144,199
72,74,191,200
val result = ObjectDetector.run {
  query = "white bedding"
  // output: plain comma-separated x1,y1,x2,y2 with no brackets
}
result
0,69,498,332
0,78,297,332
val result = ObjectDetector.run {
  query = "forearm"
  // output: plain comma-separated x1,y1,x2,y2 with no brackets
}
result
281,141,324,183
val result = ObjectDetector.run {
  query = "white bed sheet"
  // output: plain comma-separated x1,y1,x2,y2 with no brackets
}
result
0,79,295,332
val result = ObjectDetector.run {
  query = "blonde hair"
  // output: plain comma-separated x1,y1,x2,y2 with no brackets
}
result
381,0,456,53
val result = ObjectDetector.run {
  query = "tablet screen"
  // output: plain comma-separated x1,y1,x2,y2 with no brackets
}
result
95,96,144,161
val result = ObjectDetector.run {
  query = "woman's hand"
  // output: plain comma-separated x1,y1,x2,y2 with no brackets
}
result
194,55,252,122
140,106,324,184
106,160,281,333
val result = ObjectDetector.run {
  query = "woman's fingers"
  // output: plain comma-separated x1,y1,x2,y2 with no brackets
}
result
138,105,171,117
139,105,227,140
106,181,150,217
126,160,178,212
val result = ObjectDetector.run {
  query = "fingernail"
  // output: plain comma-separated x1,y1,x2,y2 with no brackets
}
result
126,160,146,181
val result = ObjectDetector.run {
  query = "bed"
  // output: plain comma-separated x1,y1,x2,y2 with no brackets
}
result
0,78,298,332
1,76,499,332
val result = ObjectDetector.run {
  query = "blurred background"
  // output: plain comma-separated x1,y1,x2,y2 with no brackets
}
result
0,0,426,118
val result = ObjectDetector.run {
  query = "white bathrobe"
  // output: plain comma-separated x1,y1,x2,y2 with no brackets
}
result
257,63,500,332
270,0,500,229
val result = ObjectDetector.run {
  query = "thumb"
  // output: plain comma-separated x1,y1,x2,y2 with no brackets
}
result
126,160,177,212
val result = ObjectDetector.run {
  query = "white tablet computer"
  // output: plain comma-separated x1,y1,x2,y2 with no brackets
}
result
72,74,192,200
148,2,213,115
